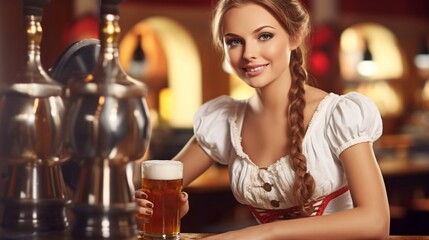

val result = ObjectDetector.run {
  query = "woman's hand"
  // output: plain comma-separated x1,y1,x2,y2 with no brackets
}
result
179,192,190,218
135,189,153,223
134,189,190,222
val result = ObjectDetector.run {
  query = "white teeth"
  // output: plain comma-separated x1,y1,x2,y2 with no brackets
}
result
246,65,265,72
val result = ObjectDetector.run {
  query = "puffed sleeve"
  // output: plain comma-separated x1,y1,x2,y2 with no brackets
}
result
193,95,235,165
326,92,383,158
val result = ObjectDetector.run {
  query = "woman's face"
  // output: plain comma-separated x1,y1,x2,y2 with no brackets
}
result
221,3,299,89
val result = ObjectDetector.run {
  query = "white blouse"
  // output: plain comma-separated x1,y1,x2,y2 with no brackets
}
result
193,92,382,214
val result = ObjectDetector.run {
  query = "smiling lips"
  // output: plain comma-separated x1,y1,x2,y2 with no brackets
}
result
243,64,268,76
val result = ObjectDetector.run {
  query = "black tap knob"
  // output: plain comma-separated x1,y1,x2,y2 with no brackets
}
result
100,0,123,15
23,0,51,16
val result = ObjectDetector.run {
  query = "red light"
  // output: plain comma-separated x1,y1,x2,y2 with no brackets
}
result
309,51,330,75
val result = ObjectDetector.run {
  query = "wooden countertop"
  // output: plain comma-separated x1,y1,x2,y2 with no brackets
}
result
182,233,429,239
1,229,428,239
379,157,429,177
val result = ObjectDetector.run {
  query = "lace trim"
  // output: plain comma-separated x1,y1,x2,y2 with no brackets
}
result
303,93,334,141
248,186,349,224
229,98,249,159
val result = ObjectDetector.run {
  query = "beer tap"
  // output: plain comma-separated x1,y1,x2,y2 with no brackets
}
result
0,0,70,236
65,0,151,238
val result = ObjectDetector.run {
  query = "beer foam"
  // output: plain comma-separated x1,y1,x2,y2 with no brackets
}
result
142,160,183,180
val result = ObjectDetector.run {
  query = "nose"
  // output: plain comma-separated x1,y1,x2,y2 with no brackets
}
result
242,41,257,60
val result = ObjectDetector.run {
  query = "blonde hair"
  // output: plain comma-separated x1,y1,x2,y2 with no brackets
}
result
212,0,315,216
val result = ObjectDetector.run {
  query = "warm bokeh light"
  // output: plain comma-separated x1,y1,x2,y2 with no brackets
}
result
222,59,255,100
120,17,202,128
340,23,403,81
345,81,403,116
357,60,378,77
340,23,404,116
421,79,429,109
229,74,255,100
415,54,429,70
159,88,172,123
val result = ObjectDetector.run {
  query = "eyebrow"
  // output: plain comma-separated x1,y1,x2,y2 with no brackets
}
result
224,25,276,38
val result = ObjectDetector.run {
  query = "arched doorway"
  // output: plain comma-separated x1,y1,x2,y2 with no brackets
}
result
120,17,202,129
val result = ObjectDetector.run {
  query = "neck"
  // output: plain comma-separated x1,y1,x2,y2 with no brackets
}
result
251,76,293,115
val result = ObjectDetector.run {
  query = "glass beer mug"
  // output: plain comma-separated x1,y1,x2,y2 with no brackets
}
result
140,160,183,239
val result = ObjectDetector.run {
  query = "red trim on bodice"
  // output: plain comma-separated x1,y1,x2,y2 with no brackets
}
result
248,186,349,224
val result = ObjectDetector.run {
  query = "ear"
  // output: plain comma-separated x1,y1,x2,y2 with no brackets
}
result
290,30,304,51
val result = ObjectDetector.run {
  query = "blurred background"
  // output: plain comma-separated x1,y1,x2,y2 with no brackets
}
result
1,0,429,236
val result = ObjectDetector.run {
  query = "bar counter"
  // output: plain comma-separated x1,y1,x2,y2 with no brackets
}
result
182,233,429,239
2,158,429,239
1,231,429,239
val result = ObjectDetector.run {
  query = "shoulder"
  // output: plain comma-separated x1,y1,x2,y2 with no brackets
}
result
193,95,247,137
305,86,329,105
194,95,244,122
193,95,245,164
304,86,329,120
326,91,382,127
333,92,380,114
198,95,239,112
325,91,383,157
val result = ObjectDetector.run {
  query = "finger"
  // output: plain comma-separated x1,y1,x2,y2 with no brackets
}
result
139,207,153,216
135,198,154,209
135,202,154,216
179,192,189,218
179,192,188,202
135,190,148,199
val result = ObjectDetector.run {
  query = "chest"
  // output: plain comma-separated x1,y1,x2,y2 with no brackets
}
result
241,118,289,168
240,109,315,168
227,148,348,209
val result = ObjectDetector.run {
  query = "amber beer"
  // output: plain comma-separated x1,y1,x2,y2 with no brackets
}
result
140,160,183,239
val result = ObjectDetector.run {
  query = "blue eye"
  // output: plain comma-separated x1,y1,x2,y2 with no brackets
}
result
259,33,273,41
226,39,242,47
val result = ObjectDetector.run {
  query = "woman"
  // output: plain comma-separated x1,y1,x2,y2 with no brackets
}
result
135,0,390,239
